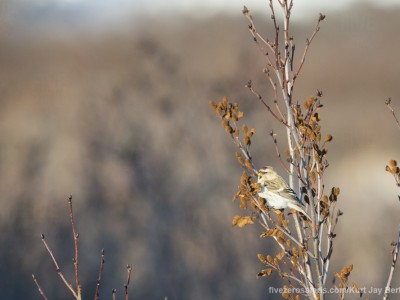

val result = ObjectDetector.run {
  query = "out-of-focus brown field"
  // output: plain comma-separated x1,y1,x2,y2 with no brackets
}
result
1,3,400,299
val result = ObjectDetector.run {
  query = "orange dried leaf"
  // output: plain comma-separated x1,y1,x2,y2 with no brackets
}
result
232,215,254,228
292,247,299,258
236,152,244,165
240,171,248,185
277,237,285,245
273,258,279,266
257,268,273,277
209,100,217,109
244,159,253,170
332,187,340,196
325,134,333,142
242,124,248,133
260,228,278,238
244,136,250,146
257,253,267,264
390,160,397,167
282,285,290,298
276,250,285,260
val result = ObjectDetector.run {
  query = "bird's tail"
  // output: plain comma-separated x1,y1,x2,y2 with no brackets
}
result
290,203,311,221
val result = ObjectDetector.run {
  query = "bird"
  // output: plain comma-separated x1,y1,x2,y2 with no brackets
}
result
257,166,310,220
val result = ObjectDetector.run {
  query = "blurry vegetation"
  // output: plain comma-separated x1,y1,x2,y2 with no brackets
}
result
0,2,399,299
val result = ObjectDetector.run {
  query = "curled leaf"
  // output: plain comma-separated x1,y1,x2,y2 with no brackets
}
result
232,215,254,228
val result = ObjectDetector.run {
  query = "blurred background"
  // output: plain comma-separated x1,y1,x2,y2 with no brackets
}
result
1,0,400,299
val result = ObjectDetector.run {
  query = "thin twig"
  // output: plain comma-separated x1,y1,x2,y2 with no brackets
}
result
246,81,288,126
243,6,284,67
41,234,78,298
383,228,400,300
385,98,400,130
294,13,325,81
270,130,290,173
264,68,287,123
32,274,49,300
68,196,81,298
125,265,132,300
94,249,105,300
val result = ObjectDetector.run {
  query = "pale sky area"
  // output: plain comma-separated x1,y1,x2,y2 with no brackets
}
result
11,0,400,22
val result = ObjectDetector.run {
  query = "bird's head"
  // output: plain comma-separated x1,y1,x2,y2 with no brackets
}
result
258,166,276,181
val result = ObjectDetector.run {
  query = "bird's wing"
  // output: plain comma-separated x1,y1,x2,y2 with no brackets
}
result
264,176,300,202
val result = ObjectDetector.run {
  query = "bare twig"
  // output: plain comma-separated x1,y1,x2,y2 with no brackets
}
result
94,249,105,300
245,80,288,126
68,196,81,299
41,234,78,298
383,228,400,300
294,13,325,81
270,130,290,173
385,98,400,130
32,274,49,300
125,265,133,300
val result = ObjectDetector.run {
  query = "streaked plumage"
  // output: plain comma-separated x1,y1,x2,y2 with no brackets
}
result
257,166,310,220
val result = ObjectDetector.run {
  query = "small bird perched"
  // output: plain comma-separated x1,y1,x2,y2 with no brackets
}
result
257,166,310,220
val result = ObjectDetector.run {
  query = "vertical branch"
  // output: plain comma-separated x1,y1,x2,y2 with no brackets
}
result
383,228,400,300
94,249,105,300
125,265,133,300
68,196,81,299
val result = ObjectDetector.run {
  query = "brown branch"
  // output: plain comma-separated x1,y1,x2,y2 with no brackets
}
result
243,5,284,68
385,98,400,130
270,130,290,174
68,196,81,298
41,234,78,298
263,68,287,123
125,265,133,300
32,274,49,300
294,13,325,81
245,80,288,126
94,249,105,300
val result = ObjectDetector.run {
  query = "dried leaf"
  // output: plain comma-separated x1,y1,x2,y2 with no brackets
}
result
244,159,253,170
257,253,267,264
257,268,273,277
282,285,290,298
232,215,254,228
277,237,285,245
276,250,285,260
209,100,217,109
292,247,299,258
260,228,279,238
236,152,244,165
325,134,333,142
